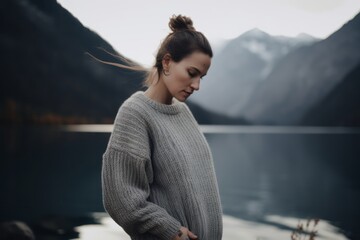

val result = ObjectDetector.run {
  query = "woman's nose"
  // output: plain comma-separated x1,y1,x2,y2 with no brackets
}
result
190,77,200,91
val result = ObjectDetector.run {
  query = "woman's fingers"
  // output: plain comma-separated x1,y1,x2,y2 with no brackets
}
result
187,229,198,239
172,227,198,240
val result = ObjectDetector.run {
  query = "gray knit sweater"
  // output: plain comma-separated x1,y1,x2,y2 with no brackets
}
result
101,91,223,240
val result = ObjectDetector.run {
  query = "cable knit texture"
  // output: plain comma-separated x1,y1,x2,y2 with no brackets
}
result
101,91,223,240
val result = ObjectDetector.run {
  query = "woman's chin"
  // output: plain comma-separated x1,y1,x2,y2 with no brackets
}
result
175,91,191,102
174,95,187,102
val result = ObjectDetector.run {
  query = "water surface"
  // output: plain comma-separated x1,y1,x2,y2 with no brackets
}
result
1,125,359,239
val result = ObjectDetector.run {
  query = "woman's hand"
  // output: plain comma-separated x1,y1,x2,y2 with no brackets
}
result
172,226,198,240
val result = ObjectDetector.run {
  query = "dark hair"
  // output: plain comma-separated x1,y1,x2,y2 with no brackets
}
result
148,14,213,86
88,14,213,87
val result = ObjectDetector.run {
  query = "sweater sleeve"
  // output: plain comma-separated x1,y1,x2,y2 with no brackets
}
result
101,103,182,239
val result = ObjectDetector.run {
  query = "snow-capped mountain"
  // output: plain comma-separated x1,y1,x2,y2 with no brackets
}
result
241,12,360,125
189,28,319,117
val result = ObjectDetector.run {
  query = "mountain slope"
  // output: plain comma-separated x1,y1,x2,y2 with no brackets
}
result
0,0,146,124
241,12,360,125
190,28,318,117
301,63,360,126
0,0,243,125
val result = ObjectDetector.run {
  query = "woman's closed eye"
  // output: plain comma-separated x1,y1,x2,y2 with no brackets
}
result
188,66,207,79
188,71,197,78
188,71,205,80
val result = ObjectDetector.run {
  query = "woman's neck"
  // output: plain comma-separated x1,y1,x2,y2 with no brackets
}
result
144,77,173,105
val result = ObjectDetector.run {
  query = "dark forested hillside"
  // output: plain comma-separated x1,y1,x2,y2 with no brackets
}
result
0,0,145,124
0,0,248,125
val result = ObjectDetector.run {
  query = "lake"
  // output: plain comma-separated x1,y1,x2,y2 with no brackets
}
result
1,125,359,240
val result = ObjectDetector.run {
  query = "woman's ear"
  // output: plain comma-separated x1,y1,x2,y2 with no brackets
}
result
162,53,172,71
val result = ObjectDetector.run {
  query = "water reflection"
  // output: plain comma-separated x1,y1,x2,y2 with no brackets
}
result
0,125,359,239
74,212,130,240
74,213,347,240
206,132,360,239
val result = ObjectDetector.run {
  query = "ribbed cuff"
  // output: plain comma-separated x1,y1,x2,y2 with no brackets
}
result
156,217,182,240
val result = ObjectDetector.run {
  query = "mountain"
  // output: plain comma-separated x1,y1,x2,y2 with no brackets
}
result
190,28,319,117
241,12,360,125
0,0,147,124
301,63,360,126
0,0,243,125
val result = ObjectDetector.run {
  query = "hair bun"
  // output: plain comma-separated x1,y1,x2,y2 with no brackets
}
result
169,14,196,32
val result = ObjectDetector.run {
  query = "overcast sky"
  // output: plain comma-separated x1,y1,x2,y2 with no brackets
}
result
58,0,360,66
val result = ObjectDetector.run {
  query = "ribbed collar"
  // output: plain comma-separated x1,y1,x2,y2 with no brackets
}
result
133,91,182,115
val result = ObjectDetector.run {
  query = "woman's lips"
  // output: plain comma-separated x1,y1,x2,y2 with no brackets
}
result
184,91,191,97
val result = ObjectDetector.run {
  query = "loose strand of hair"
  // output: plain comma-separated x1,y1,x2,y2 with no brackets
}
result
96,47,134,65
84,51,149,72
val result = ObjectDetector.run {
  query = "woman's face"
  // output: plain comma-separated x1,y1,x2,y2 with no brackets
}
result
163,51,211,102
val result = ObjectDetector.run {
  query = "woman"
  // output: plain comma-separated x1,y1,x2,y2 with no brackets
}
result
101,14,223,240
